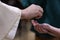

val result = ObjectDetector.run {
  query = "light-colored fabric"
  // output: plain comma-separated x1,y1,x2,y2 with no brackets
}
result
3,16,20,40
4,15,20,40
0,1,21,40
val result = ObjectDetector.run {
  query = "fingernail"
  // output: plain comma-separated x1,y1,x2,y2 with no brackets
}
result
31,20,38,26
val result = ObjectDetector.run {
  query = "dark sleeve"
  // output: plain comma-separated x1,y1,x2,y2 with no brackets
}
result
20,0,47,8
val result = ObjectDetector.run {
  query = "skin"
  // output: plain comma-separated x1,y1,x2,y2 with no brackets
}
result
21,4,43,19
21,4,60,38
32,20,60,38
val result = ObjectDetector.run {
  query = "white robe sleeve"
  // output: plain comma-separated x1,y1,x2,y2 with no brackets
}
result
0,1,21,40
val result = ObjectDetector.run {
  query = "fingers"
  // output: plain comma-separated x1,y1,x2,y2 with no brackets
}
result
36,5,43,13
32,21,60,37
31,20,48,33
30,4,43,19
23,4,43,19
31,20,39,26
36,24,48,33
35,5,43,19
36,24,47,33
42,23,59,37
32,4,43,13
35,10,43,19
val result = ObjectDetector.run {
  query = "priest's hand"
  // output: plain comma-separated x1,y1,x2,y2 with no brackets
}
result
32,20,60,38
21,4,43,19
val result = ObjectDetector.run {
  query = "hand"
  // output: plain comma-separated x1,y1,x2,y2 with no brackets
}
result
31,20,48,33
32,20,60,38
21,4,43,19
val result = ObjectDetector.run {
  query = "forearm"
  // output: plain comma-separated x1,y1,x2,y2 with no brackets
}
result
47,26,60,38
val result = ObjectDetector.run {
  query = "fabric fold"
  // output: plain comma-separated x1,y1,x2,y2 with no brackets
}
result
0,1,21,40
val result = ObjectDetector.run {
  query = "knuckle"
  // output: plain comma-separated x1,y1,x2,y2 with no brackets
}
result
32,4,37,7
37,11,43,16
37,6,43,12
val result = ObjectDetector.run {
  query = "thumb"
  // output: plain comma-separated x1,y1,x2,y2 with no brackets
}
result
31,20,39,27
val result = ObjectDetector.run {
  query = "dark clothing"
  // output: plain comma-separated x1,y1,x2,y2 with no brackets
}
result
1,0,60,38
1,0,23,9
20,0,60,38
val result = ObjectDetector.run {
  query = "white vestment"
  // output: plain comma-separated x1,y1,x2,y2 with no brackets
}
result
0,1,21,40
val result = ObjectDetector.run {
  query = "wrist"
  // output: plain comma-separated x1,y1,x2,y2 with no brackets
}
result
21,10,28,19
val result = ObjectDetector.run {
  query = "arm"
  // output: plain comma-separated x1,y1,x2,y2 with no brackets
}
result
0,1,21,40
32,20,60,38
0,1,43,39
42,24,60,38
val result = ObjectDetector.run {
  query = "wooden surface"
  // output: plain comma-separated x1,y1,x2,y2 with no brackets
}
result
14,30,60,40
14,31,35,40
